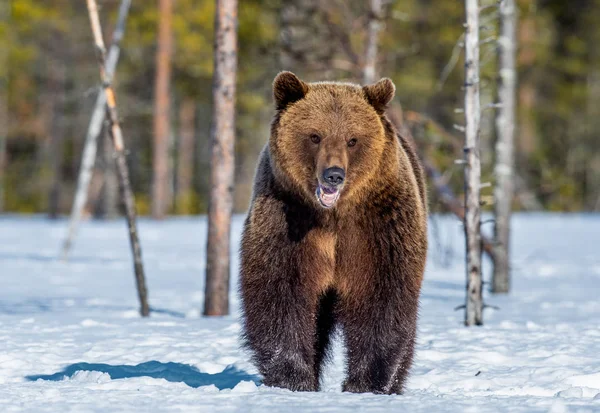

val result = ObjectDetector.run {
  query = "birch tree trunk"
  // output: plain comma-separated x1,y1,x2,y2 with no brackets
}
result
176,98,195,215
363,0,382,85
464,0,483,326
61,0,131,258
86,0,149,317
204,0,238,316
492,0,517,294
152,0,174,219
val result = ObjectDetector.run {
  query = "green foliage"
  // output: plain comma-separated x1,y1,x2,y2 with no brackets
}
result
2,0,600,214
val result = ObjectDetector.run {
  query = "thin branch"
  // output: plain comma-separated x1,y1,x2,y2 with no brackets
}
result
483,304,500,310
436,33,465,92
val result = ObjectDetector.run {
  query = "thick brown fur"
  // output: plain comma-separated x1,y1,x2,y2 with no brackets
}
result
240,71,428,394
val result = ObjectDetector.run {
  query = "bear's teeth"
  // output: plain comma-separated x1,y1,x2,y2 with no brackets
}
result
317,186,339,207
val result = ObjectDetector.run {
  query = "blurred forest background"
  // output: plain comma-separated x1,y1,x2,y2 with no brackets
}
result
1,0,599,217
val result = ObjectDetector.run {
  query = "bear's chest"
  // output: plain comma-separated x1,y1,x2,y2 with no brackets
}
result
300,221,377,295
300,228,337,294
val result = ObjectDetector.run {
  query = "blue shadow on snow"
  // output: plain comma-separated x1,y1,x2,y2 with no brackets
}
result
26,361,260,390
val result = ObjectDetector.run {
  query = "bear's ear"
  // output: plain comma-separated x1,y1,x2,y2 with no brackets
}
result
362,78,396,114
273,71,309,111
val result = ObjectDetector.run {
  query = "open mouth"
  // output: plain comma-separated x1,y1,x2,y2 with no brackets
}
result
316,184,341,208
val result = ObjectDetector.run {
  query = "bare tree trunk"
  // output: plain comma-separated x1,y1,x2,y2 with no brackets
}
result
363,0,382,85
0,1,8,213
86,0,149,317
48,58,67,219
492,0,517,294
176,98,196,215
464,0,483,326
517,0,537,157
61,0,131,258
96,123,119,219
152,0,174,219
204,0,238,316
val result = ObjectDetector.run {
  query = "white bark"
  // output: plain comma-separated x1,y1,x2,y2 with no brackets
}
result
61,0,131,259
363,0,382,85
86,0,149,317
464,0,483,326
492,0,517,293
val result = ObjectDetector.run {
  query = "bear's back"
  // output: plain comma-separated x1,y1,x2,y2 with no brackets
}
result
395,128,428,213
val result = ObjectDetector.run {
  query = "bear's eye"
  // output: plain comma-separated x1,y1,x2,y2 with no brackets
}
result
310,134,321,144
347,138,358,147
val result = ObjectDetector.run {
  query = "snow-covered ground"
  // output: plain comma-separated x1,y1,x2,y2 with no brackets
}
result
1,214,599,412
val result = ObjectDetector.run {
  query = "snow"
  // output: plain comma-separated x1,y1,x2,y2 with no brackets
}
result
1,213,599,412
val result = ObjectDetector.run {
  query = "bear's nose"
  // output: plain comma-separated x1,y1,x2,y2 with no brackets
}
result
323,167,345,186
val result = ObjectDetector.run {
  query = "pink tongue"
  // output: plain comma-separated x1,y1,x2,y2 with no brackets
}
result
319,187,338,206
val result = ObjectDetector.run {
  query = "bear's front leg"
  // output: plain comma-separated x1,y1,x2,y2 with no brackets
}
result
240,208,322,392
241,267,320,391
339,281,419,395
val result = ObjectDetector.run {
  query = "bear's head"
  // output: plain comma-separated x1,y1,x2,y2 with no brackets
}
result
269,71,396,209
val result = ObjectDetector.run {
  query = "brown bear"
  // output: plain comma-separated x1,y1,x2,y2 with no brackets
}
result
240,71,428,394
